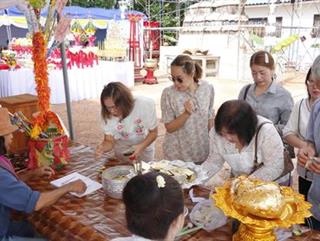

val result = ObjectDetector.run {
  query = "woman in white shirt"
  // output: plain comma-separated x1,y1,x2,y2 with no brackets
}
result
283,68,320,198
95,82,158,162
202,100,288,184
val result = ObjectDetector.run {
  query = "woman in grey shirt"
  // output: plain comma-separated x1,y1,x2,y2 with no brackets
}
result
238,51,294,134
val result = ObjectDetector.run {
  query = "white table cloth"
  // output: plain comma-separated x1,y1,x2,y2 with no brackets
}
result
0,61,134,104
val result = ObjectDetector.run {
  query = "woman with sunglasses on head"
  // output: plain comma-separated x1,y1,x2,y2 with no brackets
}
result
161,54,215,164
283,68,320,199
96,82,158,162
238,50,294,135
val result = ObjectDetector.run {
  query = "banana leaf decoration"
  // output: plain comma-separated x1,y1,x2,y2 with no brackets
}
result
71,20,83,36
271,34,299,53
84,20,96,36
35,140,54,167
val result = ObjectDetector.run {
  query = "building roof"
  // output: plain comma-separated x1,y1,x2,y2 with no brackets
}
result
246,0,292,5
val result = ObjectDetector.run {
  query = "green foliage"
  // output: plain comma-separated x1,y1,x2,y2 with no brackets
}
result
70,0,115,9
133,0,183,28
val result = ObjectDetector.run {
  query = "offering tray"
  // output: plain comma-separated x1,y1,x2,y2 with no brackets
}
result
143,160,208,189
213,177,312,241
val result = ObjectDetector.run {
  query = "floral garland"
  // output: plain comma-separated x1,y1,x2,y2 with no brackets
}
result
31,32,63,138
32,32,50,112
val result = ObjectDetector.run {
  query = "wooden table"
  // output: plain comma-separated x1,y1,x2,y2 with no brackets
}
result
26,144,320,241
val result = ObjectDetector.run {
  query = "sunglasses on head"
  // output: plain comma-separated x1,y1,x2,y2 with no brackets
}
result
169,76,183,83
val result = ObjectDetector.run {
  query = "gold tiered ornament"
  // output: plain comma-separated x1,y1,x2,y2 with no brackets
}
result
213,176,312,241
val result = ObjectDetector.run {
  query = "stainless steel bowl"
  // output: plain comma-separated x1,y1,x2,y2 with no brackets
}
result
101,165,134,199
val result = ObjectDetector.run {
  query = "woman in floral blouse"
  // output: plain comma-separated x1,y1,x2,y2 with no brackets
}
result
96,82,158,162
161,55,215,163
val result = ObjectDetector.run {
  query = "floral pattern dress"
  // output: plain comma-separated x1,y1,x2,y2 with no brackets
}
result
161,81,215,163
102,96,157,162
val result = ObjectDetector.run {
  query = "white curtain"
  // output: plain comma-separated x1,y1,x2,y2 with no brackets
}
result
0,0,23,10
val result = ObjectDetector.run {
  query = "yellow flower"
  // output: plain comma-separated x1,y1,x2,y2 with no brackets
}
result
31,125,42,139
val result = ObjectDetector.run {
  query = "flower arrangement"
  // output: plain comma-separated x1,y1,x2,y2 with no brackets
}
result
1,50,17,69
18,0,71,170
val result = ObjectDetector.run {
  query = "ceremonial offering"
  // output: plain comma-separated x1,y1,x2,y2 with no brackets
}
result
230,176,286,219
1,50,18,70
213,176,312,241
9,110,68,170
15,0,72,171
142,160,207,189
102,165,135,199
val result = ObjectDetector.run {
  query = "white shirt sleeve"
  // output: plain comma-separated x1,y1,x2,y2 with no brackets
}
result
143,98,158,130
282,99,303,138
201,129,225,178
250,123,284,181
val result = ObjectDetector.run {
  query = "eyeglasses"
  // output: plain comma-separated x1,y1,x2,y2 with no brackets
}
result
169,76,184,83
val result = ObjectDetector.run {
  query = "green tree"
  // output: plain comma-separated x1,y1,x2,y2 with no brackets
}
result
70,0,115,8
133,0,187,45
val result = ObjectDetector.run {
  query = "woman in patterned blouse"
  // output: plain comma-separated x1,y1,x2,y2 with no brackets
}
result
161,55,215,163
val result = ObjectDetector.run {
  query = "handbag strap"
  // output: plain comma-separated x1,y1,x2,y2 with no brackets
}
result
253,121,273,169
243,84,251,100
297,98,304,137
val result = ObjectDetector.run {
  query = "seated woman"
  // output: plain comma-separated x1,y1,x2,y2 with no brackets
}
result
0,107,86,241
96,82,158,162
112,172,185,241
238,50,293,134
201,100,288,185
283,68,320,199
161,54,215,163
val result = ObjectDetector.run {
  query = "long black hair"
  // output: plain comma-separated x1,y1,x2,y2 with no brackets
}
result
0,136,6,155
123,171,184,239
215,100,258,145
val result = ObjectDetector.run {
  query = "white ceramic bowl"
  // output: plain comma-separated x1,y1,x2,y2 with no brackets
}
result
101,165,134,199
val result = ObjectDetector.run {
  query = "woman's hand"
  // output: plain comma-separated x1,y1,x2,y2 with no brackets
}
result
65,180,87,194
184,99,194,115
129,144,144,161
18,166,55,181
308,158,320,174
297,144,316,167
95,139,113,158
32,166,55,178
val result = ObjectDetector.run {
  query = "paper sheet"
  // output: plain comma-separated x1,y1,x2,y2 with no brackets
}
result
50,172,102,197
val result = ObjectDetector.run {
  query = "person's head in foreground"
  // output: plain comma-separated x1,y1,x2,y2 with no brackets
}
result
100,82,134,120
123,172,185,241
170,54,202,92
215,100,258,147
